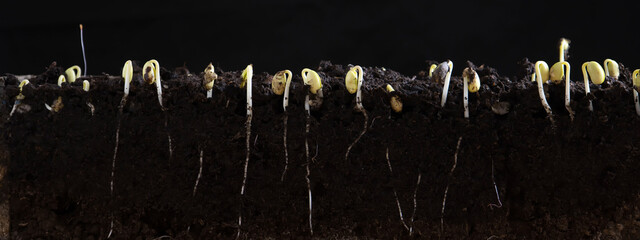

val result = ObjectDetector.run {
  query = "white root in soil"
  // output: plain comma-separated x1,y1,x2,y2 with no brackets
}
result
441,136,463,234
385,148,410,231
108,60,133,238
304,94,314,236
409,173,421,236
488,158,503,209
345,66,368,162
237,65,253,239
272,70,293,181
192,149,204,196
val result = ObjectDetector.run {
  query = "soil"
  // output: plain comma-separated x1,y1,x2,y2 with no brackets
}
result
2,60,640,239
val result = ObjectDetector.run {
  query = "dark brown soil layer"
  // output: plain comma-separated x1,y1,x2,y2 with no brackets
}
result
3,60,640,239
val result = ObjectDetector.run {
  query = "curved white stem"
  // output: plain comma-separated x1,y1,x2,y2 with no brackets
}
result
582,62,593,112
560,62,575,121
143,60,163,108
440,61,453,107
535,61,553,120
282,70,292,111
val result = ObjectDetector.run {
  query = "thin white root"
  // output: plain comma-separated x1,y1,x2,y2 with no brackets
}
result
345,107,368,161
441,136,463,234
193,150,203,196
304,104,314,236
488,158,503,209
280,115,289,182
237,112,252,239
409,173,422,236
164,115,173,160
385,148,410,231
86,102,95,116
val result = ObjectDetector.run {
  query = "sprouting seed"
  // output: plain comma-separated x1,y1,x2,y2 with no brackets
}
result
532,61,554,123
462,67,480,119
386,84,403,113
203,63,217,98
582,61,605,111
603,59,620,80
437,60,454,107
65,65,82,83
58,75,66,87
428,64,438,79
344,65,369,162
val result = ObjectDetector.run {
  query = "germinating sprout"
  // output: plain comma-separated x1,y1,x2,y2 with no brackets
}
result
429,64,437,78
302,68,323,109
238,64,253,238
9,80,30,118
142,59,163,108
532,61,553,122
604,59,620,80
122,60,133,96
203,63,217,98
632,69,640,116
386,84,403,113
344,65,368,162
462,67,480,119
57,75,66,87
582,61,605,111
45,96,64,113
65,65,82,83
549,61,575,120
271,70,293,110
83,80,95,115
436,60,454,107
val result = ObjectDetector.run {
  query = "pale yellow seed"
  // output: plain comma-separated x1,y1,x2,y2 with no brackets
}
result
204,63,217,90
549,62,565,84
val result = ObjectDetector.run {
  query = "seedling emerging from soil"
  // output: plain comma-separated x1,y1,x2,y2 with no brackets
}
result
386,84,403,113
549,61,575,120
57,75,66,87
301,68,323,236
142,60,164,108
238,64,253,238
582,61,605,111
271,70,293,181
79,24,87,76
532,61,554,123
107,60,133,237
65,65,82,83
462,67,480,119
429,63,437,78
302,68,323,109
435,60,454,107
203,63,217,98
604,59,620,80
632,69,640,116
83,80,95,115
9,80,30,118
344,65,369,162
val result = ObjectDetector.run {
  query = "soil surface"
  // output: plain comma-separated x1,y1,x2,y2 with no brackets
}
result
2,60,640,239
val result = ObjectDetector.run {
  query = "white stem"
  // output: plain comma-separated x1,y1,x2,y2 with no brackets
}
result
582,63,593,112
535,62,553,121
283,71,292,111
206,89,212,99
561,62,574,121
440,61,453,107
634,90,640,117
463,75,469,119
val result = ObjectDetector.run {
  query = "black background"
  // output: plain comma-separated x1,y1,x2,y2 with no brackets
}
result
1,0,639,77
